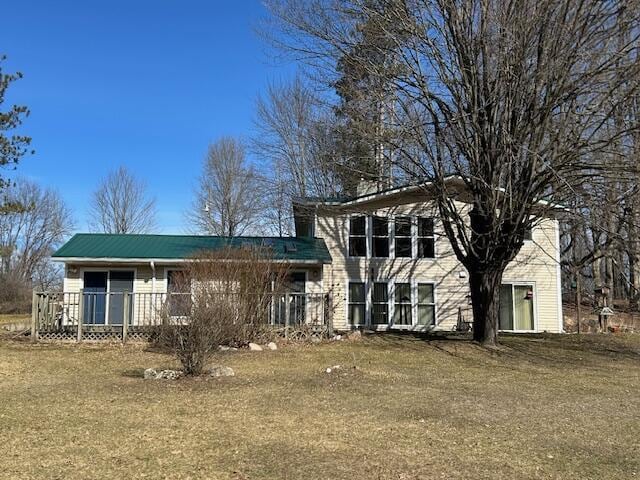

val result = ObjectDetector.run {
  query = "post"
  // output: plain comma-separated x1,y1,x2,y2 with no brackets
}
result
122,293,130,344
575,273,582,334
31,291,38,342
284,293,290,339
77,289,84,343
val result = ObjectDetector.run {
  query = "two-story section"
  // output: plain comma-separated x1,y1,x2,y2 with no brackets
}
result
293,180,563,333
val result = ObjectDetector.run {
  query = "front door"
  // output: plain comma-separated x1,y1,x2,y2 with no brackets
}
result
83,272,107,324
108,271,134,325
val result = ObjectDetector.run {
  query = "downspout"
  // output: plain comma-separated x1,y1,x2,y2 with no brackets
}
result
150,261,156,294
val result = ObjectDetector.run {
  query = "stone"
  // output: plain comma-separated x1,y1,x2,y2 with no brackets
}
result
143,368,158,380
155,369,182,380
248,342,263,351
311,336,322,344
333,335,343,341
325,365,341,374
266,342,277,350
208,366,235,377
218,345,231,351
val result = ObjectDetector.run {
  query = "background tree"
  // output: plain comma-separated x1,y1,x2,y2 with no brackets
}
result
188,137,263,236
0,55,32,195
253,77,342,235
0,179,73,312
266,0,640,345
88,166,157,234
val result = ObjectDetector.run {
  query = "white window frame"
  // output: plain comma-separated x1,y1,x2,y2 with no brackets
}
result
79,267,137,326
346,280,368,327
499,281,538,332
347,214,368,258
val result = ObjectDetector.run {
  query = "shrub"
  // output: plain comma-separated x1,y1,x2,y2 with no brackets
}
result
157,245,289,375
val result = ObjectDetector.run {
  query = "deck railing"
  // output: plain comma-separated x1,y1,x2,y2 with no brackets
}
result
31,291,332,342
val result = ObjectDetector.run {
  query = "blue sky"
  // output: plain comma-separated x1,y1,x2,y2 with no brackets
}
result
2,0,295,233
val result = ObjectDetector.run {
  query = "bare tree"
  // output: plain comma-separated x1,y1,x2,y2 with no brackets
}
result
0,179,73,297
188,137,263,236
89,166,157,234
266,0,640,345
253,77,342,235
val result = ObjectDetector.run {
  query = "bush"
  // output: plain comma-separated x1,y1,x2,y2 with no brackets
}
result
157,246,289,375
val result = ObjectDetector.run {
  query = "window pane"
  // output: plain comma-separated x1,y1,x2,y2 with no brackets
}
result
350,216,366,235
372,217,388,236
418,284,434,304
373,237,389,257
395,283,411,303
349,282,365,302
349,305,365,324
349,237,367,257
395,238,411,257
418,217,434,237
418,238,435,258
513,285,534,330
418,305,435,325
373,282,388,302
524,227,533,241
395,216,411,236
393,304,412,325
499,285,514,330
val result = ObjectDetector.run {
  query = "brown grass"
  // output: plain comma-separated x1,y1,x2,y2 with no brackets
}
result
0,313,30,326
1,333,639,479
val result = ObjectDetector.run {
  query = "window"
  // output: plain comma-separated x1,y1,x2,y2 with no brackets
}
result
372,216,389,257
394,216,412,258
349,216,367,257
372,282,389,325
348,282,366,325
417,217,435,258
524,227,533,241
499,284,534,331
417,283,435,325
167,270,191,317
393,283,412,325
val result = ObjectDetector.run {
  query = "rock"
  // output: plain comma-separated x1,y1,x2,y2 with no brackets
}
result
333,335,342,341
266,342,277,350
325,365,341,374
208,366,235,377
311,336,322,344
248,342,263,351
155,369,182,380
219,345,230,351
143,368,157,380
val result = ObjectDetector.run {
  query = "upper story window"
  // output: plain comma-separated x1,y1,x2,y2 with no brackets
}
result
349,216,367,257
524,226,533,241
394,216,412,258
372,217,389,258
417,217,435,258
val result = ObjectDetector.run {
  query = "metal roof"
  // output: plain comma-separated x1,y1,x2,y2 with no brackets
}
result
52,234,332,264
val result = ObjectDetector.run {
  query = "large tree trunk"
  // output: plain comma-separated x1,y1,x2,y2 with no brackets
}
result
468,268,503,347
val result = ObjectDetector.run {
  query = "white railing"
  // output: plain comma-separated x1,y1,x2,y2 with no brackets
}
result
31,291,332,342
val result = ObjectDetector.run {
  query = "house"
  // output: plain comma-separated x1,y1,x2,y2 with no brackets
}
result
47,178,563,338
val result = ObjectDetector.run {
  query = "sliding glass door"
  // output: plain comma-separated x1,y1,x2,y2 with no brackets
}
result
499,284,534,331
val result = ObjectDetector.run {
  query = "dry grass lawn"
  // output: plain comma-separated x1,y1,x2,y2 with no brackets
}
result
0,314,30,326
1,333,639,480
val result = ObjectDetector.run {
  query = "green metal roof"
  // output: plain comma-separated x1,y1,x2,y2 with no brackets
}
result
52,234,332,263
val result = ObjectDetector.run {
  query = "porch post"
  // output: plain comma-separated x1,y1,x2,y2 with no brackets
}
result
284,293,290,339
77,289,84,343
122,292,130,344
31,290,38,342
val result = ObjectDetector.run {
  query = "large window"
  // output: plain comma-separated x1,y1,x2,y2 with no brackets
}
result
393,283,412,325
372,282,389,325
417,217,435,258
417,283,435,325
394,216,412,258
372,217,389,257
349,216,367,257
348,282,366,325
499,284,534,331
